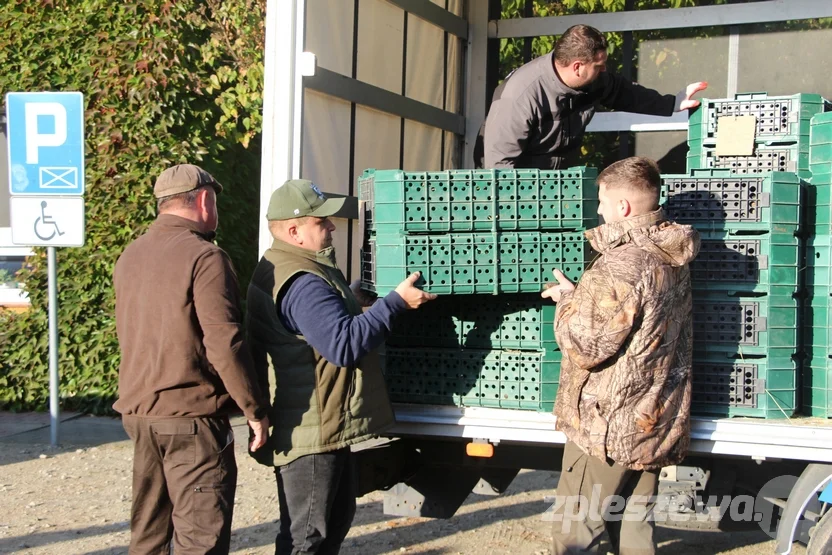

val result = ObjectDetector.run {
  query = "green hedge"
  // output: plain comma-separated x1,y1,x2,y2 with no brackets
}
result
0,0,266,414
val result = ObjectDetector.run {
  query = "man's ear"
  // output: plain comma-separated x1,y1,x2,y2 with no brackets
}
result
286,221,301,244
196,188,210,214
619,198,632,218
571,60,582,75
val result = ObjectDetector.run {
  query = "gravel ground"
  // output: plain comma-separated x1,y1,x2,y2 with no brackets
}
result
0,421,806,555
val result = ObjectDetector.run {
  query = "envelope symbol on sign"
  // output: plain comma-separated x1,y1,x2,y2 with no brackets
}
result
40,167,78,189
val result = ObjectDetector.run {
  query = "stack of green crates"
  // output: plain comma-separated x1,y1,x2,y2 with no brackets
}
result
687,92,826,180
804,112,832,416
663,167,804,418
383,295,561,411
359,167,598,412
360,168,596,295
681,93,830,419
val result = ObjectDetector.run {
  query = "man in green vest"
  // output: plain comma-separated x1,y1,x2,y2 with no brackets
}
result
247,179,437,555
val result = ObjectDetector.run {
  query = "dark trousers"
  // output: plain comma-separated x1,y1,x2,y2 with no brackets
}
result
122,415,237,555
552,441,659,555
275,447,357,555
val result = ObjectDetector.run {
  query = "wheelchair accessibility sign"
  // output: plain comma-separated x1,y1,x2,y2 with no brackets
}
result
10,197,85,247
6,92,85,195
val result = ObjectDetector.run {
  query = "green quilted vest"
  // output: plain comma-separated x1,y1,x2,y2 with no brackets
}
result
246,239,395,466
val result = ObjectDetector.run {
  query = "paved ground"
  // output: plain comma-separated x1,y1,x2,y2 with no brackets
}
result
0,412,805,554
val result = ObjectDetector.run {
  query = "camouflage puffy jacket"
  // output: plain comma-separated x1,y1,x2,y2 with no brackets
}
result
553,209,700,471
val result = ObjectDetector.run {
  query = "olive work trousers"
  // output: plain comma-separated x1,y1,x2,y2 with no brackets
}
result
551,441,659,555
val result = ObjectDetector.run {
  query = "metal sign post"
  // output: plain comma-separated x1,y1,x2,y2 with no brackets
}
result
47,246,58,446
6,91,86,447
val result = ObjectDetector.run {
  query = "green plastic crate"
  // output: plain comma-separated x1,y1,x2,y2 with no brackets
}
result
810,169,831,188
688,93,826,147
382,347,560,411
691,353,798,418
686,142,811,179
359,167,599,233
810,143,832,167
387,293,557,351
810,168,831,189
810,111,832,146
803,290,832,349
803,308,832,351
690,230,802,295
661,170,804,232
807,168,832,232
802,354,832,417
691,292,799,357
806,235,832,286
362,231,589,295
805,234,832,328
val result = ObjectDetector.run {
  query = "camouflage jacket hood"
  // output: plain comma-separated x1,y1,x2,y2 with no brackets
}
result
554,209,700,470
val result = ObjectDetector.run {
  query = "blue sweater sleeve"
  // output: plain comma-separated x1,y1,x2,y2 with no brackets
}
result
279,273,408,366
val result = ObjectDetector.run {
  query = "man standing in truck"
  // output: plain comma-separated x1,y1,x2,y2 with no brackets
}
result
542,157,700,554
476,24,706,169
246,179,437,554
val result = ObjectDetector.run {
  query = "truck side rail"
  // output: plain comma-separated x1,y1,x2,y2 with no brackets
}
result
388,404,832,463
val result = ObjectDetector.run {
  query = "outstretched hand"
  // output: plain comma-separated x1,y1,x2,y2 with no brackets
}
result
675,81,708,111
394,271,438,309
541,269,575,303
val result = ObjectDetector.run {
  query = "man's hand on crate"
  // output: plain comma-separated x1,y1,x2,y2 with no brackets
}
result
674,81,708,111
541,269,575,303
395,271,438,309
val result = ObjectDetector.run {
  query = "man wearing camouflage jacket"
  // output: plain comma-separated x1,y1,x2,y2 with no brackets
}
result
542,156,700,555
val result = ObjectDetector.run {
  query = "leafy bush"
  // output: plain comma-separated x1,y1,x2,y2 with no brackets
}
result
0,0,266,414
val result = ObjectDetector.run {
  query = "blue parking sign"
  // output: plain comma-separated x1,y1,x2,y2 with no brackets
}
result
6,92,85,196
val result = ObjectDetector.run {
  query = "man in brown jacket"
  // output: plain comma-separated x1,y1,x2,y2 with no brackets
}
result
542,157,700,555
113,164,270,554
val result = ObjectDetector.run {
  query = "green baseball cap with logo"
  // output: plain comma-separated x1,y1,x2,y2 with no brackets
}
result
267,179,347,221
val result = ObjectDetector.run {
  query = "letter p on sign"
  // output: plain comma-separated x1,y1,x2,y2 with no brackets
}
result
24,102,68,164
6,92,85,196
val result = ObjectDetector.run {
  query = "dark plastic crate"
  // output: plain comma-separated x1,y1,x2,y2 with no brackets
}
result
691,293,799,356
386,293,557,351
661,170,804,232
381,347,560,411
691,353,797,418
690,230,801,295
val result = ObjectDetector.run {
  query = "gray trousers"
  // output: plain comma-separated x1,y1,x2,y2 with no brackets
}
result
552,441,659,555
275,447,357,555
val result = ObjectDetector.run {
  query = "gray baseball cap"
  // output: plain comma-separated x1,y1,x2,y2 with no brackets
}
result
267,179,347,221
154,164,223,199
